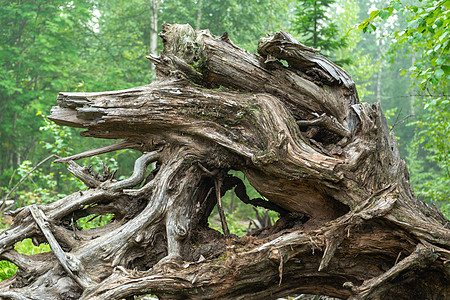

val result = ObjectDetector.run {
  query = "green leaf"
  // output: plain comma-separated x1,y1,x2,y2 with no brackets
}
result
369,10,380,19
434,43,442,51
418,24,427,33
408,19,419,28
435,19,444,27
443,39,449,49
441,65,450,74
435,68,445,79
380,9,391,20
392,1,402,10
438,31,449,42
413,32,423,40
436,57,446,65
443,0,450,9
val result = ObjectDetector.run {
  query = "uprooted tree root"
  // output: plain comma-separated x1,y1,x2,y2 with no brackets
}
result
0,24,449,300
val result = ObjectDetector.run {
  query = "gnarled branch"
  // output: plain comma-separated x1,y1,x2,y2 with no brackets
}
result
0,24,448,300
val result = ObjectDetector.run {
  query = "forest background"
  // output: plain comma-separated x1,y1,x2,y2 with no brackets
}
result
0,0,449,238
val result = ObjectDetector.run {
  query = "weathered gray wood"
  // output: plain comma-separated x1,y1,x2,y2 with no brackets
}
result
66,161,101,188
29,205,90,289
54,140,141,163
0,24,449,300
107,151,159,191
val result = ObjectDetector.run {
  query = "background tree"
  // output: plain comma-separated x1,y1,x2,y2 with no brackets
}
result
161,0,291,52
331,0,378,98
359,0,449,209
0,0,97,195
292,0,347,62
355,0,416,154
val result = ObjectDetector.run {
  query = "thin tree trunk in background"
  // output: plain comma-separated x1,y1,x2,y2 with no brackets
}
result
410,53,416,114
266,1,272,33
313,1,317,47
8,151,13,171
0,105,3,176
149,0,159,71
196,0,203,30
11,113,17,170
376,70,382,103
376,71,382,104
376,47,383,104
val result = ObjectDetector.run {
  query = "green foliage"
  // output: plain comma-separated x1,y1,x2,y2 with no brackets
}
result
13,159,63,206
332,0,378,98
0,238,51,281
76,213,114,230
400,0,449,86
162,0,291,52
0,0,144,198
14,238,51,255
39,113,74,157
408,98,450,201
0,260,17,282
2,114,83,207
0,0,97,182
359,0,449,85
1,111,137,208
384,107,398,121
359,0,450,205
79,0,155,91
439,202,450,219
292,0,348,62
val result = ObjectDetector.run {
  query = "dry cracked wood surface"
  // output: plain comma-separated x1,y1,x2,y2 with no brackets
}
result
0,24,449,300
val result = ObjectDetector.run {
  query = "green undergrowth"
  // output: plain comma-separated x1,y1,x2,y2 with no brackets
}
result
0,237,51,281
0,170,275,282
0,212,113,282
0,213,112,282
75,213,114,230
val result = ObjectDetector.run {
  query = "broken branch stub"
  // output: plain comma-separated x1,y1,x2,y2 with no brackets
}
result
0,24,449,300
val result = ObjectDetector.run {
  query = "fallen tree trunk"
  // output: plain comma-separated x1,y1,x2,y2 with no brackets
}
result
0,24,449,300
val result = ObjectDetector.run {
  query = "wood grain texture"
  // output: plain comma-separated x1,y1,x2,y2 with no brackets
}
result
0,24,448,300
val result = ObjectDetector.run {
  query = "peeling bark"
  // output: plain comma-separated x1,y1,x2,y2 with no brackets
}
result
0,24,449,300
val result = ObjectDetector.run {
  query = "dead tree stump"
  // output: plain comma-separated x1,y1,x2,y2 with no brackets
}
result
0,24,448,300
